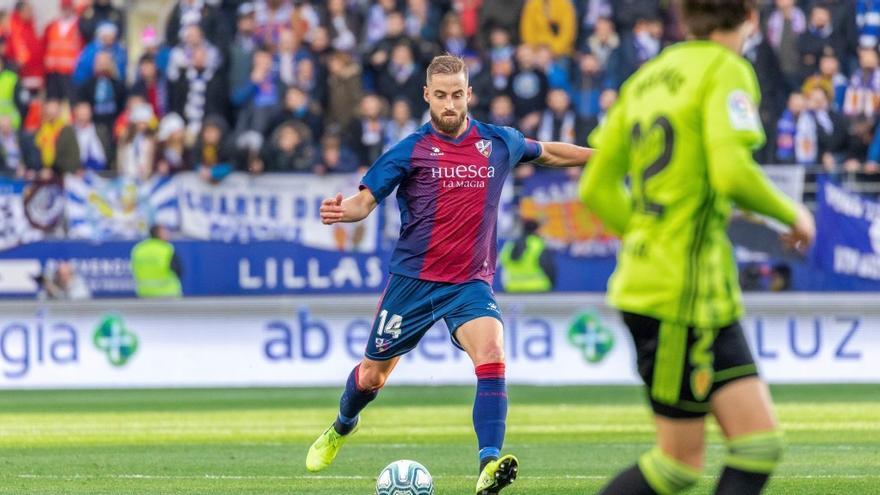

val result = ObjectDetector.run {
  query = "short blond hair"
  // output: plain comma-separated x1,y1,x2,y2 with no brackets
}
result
426,54,468,83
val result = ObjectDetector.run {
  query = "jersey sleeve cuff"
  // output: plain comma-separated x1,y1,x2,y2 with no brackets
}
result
522,139,542,162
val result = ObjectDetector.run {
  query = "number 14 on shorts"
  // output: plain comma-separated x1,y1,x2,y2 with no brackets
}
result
377,310,403,339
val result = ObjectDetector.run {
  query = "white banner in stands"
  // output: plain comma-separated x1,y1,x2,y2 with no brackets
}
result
0,294,876,388
176,172,377,252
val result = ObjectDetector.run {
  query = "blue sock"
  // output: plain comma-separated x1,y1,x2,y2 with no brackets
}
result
333,365,379,435
473,362,507,470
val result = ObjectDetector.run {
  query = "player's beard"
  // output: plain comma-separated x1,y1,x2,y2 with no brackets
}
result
430,108,467,135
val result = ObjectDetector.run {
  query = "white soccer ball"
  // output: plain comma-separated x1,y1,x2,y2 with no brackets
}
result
375,459,435,495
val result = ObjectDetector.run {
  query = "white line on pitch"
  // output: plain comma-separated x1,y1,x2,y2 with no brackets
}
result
14,474,880,481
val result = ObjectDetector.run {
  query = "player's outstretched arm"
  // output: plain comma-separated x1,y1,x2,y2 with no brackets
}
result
320,189,378,225
578,98,631,235
533,141,594,168
709,145,815,251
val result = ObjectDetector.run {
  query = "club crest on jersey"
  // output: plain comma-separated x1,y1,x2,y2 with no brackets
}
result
476,139,492,157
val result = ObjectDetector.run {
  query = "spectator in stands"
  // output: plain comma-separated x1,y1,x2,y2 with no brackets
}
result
583,88,617,137
165,0,226,48
488,94,516,127
535,44,571,92
766,0,807,91
73,22,126,87
232,47,281,139
313,132,358,175
275,28,312,87
843,45,880,117
815,0,859,61
258,121,315,173
776,92,807,164
534,88,587,145
857,0,880,49
195,114,234,182
34,98,79,175
0,114,38,178
307,27,332,104
806,86,849,170
291,0,320,42
0,56,22,130
40,261,91,300
571,53,609,121
5,1,44,87
802,52,848,111
377,42,424,114
520,0,577,57
326,51,363,131
79,0,125,44
294,57,324,106
439,12,469,58
139,25,167,73
405,0,440,44
576,0,612,45
488,56,514,101
586,17,619,72
364,0,398,48
44,0,84,101
612,0,660,33
229,4,258,106
487,26,515,65
166,24,221,83
154,112,189,175
383,99,417,151
78,50,126,133
859,115,880,172
479,0,525,46
344,94,386,166
72,101,109,171
260,89,313,143
511,44,549,127
117,103,156,179
171,44,227,143
844,115,877,172
803,6,853,80
455,0,481,40
744,18,787,162
610,15,664,84
255,0,293,46
322,0,360,54
20,84,44,133
367,12,417,88
130,55,168,120
464,52,492,120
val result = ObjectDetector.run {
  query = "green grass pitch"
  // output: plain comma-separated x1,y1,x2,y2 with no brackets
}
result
0,384,877,494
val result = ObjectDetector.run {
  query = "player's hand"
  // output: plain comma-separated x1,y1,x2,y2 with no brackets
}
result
781,204,815,254
320,192,345,225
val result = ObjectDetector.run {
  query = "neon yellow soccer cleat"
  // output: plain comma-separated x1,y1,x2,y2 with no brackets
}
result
475,454,519,494
305,422,359,472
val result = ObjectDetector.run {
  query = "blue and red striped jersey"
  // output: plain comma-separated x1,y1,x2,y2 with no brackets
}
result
360,118,542,284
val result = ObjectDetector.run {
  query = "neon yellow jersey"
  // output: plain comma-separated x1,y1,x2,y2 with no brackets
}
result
580,41,797,328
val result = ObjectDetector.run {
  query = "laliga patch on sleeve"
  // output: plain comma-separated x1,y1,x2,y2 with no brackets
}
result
727,90,760,131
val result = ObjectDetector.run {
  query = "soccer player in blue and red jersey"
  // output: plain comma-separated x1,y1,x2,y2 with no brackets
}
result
306,54,592,494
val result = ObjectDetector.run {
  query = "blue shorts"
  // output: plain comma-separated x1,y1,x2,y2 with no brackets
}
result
364,275,503,360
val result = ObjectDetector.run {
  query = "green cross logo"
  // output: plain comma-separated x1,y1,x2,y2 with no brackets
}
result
567,312,614,364
93,315,138,366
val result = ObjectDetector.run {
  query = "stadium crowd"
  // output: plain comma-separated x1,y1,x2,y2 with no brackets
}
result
0,0,879,183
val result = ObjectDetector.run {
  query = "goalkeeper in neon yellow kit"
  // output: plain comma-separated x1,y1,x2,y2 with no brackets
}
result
580,1,815,493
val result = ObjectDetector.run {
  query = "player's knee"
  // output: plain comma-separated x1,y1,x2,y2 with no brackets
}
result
472,347,505,366
357,365,390,391
725,429,784,475
638,447,701,494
